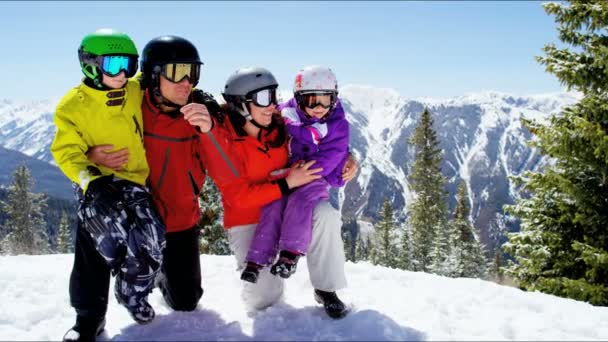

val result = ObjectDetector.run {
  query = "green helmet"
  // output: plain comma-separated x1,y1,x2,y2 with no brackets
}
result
78,28,139,86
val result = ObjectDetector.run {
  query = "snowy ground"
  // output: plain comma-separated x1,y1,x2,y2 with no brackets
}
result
1,254,607,341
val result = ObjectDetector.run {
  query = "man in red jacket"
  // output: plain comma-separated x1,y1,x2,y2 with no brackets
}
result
137,35,235,311
89,35,232,311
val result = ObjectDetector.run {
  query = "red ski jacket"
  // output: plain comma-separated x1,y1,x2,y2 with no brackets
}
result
211,116,290,229
142,91,237,232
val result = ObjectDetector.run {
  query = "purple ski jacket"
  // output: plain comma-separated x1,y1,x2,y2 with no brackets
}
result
278,97,349,187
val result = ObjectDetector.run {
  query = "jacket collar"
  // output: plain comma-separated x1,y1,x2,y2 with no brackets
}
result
143,90,182,118
79,81,126,109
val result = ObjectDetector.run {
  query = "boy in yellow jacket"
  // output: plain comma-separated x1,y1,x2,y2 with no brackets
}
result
51,29,165,342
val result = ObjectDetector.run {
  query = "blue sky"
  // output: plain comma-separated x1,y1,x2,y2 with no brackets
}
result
2,1,564,100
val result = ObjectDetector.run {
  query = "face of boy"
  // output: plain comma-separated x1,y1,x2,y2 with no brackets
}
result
159,75,193,106
101,72,127,89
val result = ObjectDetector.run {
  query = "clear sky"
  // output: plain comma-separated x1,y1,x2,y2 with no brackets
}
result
1,1,564,100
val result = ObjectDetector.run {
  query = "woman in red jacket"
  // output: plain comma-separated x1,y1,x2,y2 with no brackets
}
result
214,67,351,318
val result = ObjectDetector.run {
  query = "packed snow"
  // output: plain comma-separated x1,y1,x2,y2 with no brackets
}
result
1,254,606,341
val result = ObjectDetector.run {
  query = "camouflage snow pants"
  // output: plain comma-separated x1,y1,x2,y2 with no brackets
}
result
75,179,166,307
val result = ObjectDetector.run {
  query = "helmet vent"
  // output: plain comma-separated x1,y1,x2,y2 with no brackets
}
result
107,43,123,50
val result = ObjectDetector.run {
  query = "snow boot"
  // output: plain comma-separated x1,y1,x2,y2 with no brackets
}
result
314,289,348,319
62,315,106,342
241,262,262,283
270,250,300,279
114,284,155,324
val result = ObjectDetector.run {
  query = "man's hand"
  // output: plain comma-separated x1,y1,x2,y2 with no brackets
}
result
181,103,213,133
191,89,224,123
86,145,129,171
342,153,358,182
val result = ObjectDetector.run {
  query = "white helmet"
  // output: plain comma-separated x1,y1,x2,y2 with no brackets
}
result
293,65,338,94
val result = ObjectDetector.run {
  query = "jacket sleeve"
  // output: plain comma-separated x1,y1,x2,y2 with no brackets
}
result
50,104,103,192
309,119,350,180
197,116,242,186
282,106,326,147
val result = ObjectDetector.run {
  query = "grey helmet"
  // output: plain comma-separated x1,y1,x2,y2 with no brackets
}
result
222,67,278,118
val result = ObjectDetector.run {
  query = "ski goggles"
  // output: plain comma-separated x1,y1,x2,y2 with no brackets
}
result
161,63,201,84
298,92,336,109
246,88,277,107
99,55,137,77
79,49,138,77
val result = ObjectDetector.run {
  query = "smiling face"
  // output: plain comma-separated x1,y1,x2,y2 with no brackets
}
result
249,102,276,127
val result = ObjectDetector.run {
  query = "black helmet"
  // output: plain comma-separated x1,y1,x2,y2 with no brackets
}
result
140,35,203,89
222,67,278,105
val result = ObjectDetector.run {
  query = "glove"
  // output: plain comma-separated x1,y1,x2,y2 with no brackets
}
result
191,89,224,124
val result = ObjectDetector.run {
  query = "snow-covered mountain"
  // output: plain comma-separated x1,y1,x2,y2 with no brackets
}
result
1,254,606,341
0,98,58,163
0,87,580,252
337,86,579,253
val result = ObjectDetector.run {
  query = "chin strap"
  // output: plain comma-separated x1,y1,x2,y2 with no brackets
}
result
152,86,182,109
237,103,266,129
237,103,251,120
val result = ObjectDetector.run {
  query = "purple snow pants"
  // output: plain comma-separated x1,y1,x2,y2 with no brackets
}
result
246,178,330,266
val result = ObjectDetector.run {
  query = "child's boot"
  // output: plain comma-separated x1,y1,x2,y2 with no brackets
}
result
270,250,300,279
241,261,262,283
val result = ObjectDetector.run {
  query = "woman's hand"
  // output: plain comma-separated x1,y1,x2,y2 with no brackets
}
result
342,153,358,182
86,145,129,171
285,160,323,189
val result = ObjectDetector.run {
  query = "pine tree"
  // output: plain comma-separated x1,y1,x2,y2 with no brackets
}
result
56,211,72,253
341,217,357,261
370,200,398,268
492,250,505,284
407,108,449,272
429,221,451,276
354,234,370,262
198,178,230,255
342,229,354,261
448,182,487,278
0,165,49,255
396,224,413,271
504,0,608,305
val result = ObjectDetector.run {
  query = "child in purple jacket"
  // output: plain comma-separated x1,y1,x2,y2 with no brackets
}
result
241,65,350,283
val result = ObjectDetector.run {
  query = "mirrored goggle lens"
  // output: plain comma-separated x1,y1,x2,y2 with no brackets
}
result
162,63,200,83
302,93,334,109
250,88,277,107
101,55,134,77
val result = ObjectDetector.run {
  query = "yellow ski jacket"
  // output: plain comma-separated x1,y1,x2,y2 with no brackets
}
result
51,79,147,192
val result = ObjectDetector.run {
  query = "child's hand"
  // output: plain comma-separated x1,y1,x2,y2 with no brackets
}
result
86,145,129,171
181,103,213,133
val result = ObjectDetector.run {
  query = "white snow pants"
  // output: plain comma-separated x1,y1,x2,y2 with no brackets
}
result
227,201,347,310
